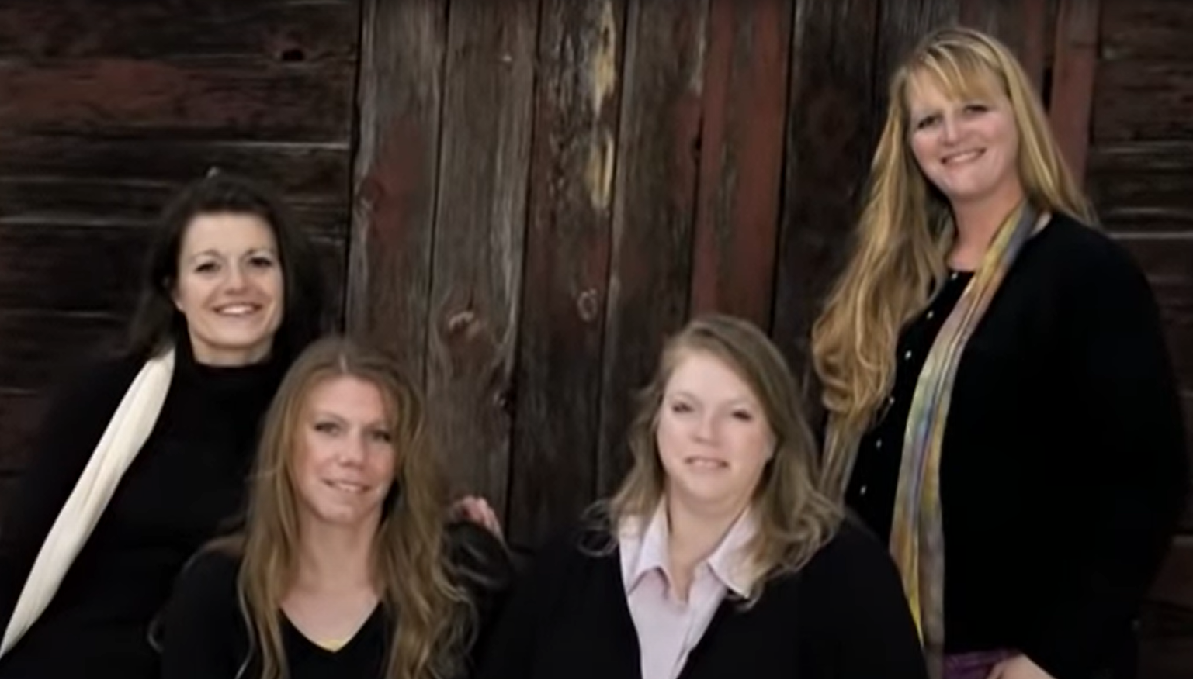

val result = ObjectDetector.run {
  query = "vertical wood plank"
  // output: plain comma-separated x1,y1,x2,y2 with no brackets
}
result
595,0,710,496
687,0,793,329
424,0,539,511
771,0,880,385
506,0,627,548
958,0,1051,91
871,0,961,114
347,0,447,379
1048,0,1100,181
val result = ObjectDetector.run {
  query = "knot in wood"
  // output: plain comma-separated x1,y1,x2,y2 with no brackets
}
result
576,289,600,322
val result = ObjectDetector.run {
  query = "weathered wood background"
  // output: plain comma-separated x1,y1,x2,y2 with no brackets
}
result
0,0,1189,675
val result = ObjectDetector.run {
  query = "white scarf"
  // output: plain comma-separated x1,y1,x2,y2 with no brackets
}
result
1,348,176,657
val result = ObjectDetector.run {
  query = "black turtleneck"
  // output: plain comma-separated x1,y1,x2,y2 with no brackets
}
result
0,338,286,679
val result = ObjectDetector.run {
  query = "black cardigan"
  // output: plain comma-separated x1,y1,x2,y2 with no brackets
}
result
841,214,1188,678
474,517,930,679
0,341,285,678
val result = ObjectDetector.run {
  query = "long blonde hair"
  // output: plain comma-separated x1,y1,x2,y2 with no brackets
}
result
601,314,841,597
811,26,1094,490
221,336,471,679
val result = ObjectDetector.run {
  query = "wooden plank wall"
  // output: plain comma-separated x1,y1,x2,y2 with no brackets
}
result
0,0,358,523
1,0,1191,674
1082,2,1193,676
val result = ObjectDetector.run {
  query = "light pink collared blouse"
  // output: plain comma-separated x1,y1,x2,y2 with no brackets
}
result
618,505,758,679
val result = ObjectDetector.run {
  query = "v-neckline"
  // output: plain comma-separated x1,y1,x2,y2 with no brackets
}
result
283,602,383,656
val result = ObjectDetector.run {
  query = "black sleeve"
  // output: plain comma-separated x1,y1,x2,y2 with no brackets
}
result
804,520,930,679
0,359,131,630
471,526,580,679
158,549,246,679
444,519,515,667
1027,240,1188,677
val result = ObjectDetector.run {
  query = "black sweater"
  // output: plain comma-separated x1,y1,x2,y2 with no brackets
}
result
474,517,930,679
842,214,1188,678
0,339,285,679
158,521,513,679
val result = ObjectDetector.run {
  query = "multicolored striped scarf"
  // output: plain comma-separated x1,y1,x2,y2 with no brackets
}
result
821,201,1039,678
892,201,1038,677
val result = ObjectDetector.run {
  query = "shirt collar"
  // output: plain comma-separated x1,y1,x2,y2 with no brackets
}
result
619,502,758,598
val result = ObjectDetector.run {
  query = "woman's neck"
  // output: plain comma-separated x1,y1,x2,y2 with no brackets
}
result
291,519,378,594
948,183,1026,270
664,494,748,599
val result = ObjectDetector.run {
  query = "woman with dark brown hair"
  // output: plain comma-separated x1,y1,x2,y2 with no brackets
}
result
0,171,331,679
158,336,511,679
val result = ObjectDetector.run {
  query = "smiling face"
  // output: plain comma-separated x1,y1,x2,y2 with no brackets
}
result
290,375,397,531
906,71,1023,211
173,213,284,365
655,349,773,514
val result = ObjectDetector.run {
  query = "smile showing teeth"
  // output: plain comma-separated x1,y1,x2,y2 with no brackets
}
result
326,480,367,494
943,149,982,165
215,304,258,316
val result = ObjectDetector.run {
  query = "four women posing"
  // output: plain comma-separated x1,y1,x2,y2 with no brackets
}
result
0,25,1185,679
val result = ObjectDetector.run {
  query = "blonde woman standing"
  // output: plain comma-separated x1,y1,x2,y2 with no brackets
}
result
812,26,1187,679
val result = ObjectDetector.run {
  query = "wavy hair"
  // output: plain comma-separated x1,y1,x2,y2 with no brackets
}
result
811,26,1094,492
596,314,841,597
222,336,471,679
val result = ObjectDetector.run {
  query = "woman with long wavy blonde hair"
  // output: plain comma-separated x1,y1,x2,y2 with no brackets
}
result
476,314,929,679
811,26,1185,679
157,336,512,679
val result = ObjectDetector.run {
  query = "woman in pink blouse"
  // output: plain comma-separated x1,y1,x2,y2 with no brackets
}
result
476,314,929,679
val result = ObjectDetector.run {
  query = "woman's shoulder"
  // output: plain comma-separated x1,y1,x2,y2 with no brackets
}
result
801,515,900,583
1034,213,1148,285
173,544,242,598
43,352,146,414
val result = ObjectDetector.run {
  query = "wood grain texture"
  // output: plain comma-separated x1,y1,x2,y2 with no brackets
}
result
771,0,879,382
1093,60,1193,143
687,0,792,328
0,310,125,391
871,0,959,116
0,60,354,142
1087,142,1193,233
423,0,538,509
0,0,357,61
1048,0,1100,177
0,135,350,198
506,0,626,548
1101,1,1193,61
346,0,447,382
595,0,709,497
958,0,1051,90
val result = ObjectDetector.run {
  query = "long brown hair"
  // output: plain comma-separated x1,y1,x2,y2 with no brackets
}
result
600,314,841,596
811,26,1094,492
222,336,471,679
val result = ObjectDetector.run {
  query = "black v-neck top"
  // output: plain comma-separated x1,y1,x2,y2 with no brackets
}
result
279,604,388,677
158,521,513,679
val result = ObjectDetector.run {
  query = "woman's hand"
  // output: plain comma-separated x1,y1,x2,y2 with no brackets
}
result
987,655,1054,679
450,494,504,539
